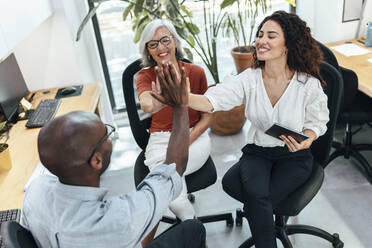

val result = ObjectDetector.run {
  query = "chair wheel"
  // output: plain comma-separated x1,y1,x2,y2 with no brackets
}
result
332,233,344,248
334,242,344,248
226,216,234,227
235,216,243,227
235,208,244,227
188,194,195,203
236,208,244,217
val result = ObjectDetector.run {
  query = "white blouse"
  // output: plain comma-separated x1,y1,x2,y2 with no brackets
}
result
205,68,330,147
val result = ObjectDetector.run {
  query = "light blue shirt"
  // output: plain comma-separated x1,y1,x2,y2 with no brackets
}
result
20,163,182,248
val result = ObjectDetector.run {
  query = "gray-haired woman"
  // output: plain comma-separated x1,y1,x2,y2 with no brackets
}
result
136,19,211,246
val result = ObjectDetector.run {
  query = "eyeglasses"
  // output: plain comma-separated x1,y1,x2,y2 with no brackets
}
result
146,35,173,49
87,123,115,164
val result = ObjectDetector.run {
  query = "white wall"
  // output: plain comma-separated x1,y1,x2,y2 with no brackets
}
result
297,0,372,43
14,12,81,90
360,0,372,37
0,28,8,60
0,0,54,50
11,0,114,124
0,0,54,60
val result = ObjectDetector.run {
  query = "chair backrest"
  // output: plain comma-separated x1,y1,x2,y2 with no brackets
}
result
316,41,358,111
0,221,38,248
122,59,150,150
134,150,217,192
310,62,343,166
316,41,340,70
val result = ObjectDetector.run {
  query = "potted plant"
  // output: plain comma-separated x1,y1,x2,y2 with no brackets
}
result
78,0,251,135
121,0,246,135
206,0,270,135
0,121,12,172
77,0,226,84
209,0,296,135
76,0,295,135
119,0,249,135
221,0,296,73
221,0,269,73
78,0,245,135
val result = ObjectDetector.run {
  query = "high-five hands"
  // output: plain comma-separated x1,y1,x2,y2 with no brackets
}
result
151,62,189,107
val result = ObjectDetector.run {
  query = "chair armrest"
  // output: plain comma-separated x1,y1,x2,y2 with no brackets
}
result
0,221,37,248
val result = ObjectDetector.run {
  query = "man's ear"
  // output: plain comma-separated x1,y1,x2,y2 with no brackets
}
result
89,152,103,171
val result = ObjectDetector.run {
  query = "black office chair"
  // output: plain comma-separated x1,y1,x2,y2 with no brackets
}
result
317,41,372,183
222,62,344,248
122,59,234,226
0,221,37,248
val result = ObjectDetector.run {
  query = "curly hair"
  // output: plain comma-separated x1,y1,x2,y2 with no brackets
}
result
253,11,325,86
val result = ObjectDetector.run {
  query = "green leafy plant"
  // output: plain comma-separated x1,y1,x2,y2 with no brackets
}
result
77,0,296,83
221,0,269,52
221,0,297,52
0,121,9,153
285,0,296,7
77,0,228,83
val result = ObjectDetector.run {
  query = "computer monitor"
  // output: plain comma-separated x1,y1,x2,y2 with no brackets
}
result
0,53,29,121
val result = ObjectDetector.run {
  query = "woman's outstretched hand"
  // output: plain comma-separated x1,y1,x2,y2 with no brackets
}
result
151,62,189,107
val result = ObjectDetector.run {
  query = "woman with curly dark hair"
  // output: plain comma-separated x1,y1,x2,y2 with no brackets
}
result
152,10,330,248
253,11,326,86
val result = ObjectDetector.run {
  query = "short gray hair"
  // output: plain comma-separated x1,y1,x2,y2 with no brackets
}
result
139,19,184,67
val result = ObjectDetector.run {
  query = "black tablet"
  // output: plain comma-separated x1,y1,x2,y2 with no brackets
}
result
265,123,309,143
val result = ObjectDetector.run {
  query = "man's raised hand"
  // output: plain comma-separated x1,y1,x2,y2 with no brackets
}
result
151,62,189,107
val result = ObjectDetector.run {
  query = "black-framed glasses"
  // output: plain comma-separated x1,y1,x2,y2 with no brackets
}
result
87,123,115,164
146,35,173,49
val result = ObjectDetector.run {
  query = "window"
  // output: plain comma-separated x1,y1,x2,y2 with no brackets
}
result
92,0,291,117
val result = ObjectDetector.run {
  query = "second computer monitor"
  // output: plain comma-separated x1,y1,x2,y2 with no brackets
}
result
0,53,29,121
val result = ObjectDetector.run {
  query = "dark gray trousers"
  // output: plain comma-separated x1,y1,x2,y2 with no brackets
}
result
146,219,206,248
223,144,313,248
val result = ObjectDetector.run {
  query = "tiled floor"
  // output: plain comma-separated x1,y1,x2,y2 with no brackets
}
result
103,118,372,248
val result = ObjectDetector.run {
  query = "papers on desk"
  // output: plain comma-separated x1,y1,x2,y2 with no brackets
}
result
368,58,372,64
330,43,371,57
24,162,55,192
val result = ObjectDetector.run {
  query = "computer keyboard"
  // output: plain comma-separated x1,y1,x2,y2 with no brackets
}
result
25,99,61,128
0,209,21,248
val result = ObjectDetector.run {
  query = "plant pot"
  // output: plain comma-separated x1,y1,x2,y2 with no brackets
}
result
0,144,12,172
208,46,255,136
210,104,246,136
208,84,246,135
231,46,255,74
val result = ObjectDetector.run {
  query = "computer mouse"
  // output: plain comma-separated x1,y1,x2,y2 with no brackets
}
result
60,86,77,95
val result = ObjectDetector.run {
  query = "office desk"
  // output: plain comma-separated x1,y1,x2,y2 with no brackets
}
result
0,83,101,211
326,39,372,97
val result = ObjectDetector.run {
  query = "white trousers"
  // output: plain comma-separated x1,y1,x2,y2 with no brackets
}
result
145,129,211,220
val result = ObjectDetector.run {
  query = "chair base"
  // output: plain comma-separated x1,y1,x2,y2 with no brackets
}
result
326,122,372,183
235,211,344,248
161,213,234,227
161,194,234,227
328,142,372,183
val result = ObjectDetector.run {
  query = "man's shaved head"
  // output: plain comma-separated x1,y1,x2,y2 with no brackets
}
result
37,111,111,181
